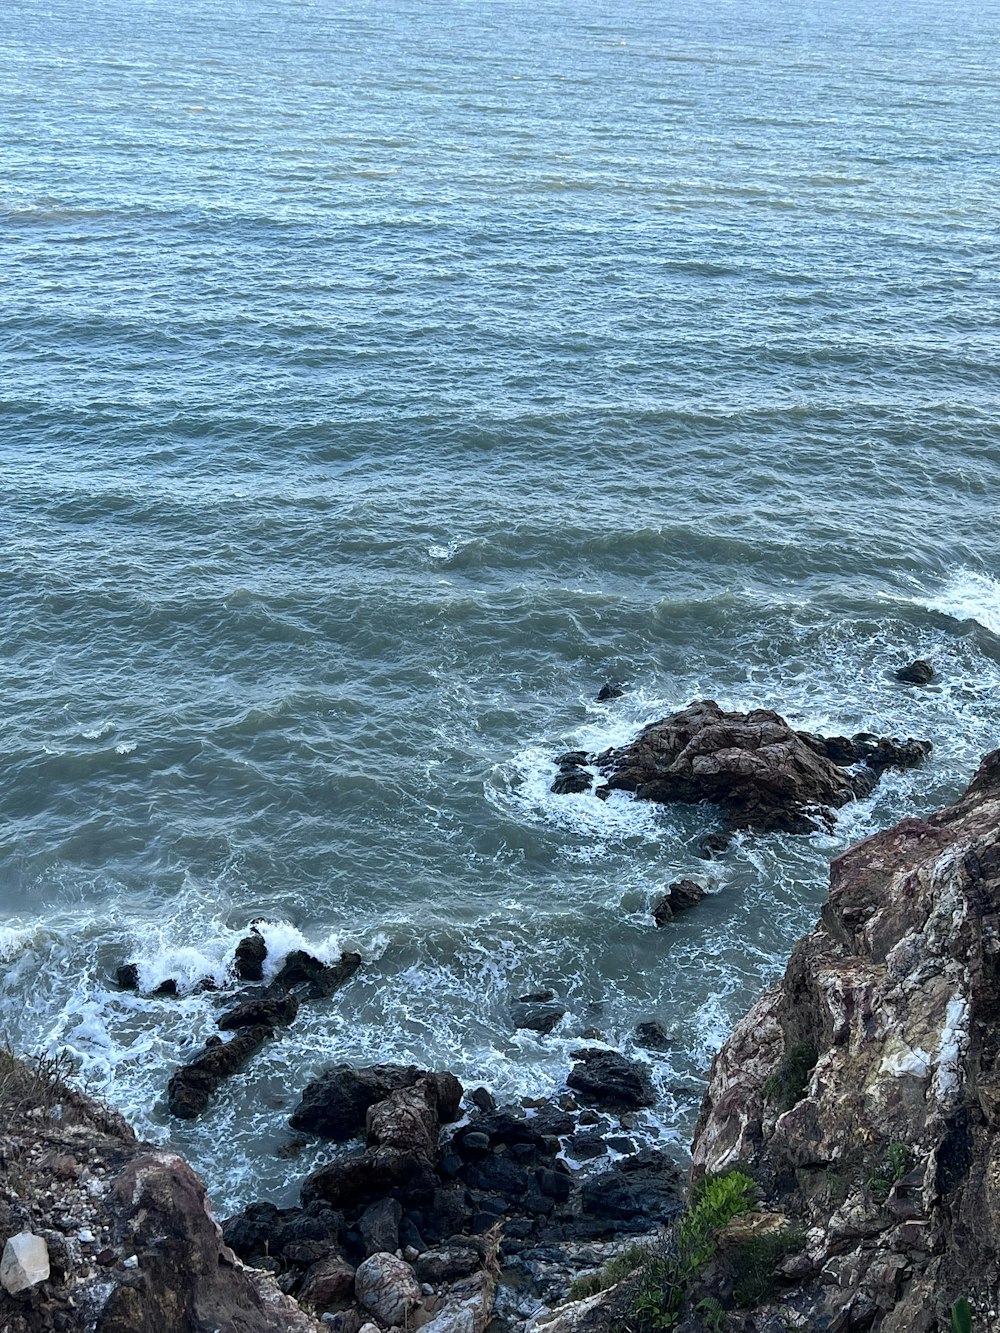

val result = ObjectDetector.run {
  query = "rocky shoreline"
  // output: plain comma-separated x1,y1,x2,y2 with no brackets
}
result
7,693,999,1332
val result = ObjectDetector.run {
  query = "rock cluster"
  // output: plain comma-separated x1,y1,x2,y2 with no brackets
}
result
553,699,930,837
163,935,362,1119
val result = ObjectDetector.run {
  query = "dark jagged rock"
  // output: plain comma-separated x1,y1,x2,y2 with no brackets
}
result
357,1198,402,1257
555,751,589,769
634,1020,671,1051
864,734,932,773
896,657,935,684
302,1074,463,1211
166,1026,273,1120
222,1200,287,1262
469,1086,496,1114
115,963,140,990
289,1064,426,1139
579,1148,684,1223
566,1049,656,1111
550,769,592,796
591,699,931,834
652,877,707,926
596,681,624,701
234,929,267,982
652,896,673,925
218,991,299,1031
666,878,706,912
272,949,362,1000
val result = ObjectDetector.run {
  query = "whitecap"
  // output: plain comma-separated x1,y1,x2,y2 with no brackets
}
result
911,568,1000,637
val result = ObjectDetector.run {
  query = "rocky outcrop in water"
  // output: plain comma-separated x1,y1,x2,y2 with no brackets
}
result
560,699,930,836
164,945,363,1120
686,748,1000,1330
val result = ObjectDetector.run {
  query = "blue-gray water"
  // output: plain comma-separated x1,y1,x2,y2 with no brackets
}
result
2,0,999,1211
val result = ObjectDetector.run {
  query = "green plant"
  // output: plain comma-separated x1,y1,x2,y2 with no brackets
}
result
868,1141,913,1202
630,1170,756,1331
567,1245,651,1301
732,1226,805,1307
950,1297,973,1333
763,1039,818,1112
694,1295,726,1331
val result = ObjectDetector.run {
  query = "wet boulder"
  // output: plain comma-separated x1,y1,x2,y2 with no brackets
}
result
597,682,625,701
272,949,362,1000
566,1049,656,1111
166,1026,273,1119
653,878,707,925
290,1064,428,1139
551,769,592,796
218,991,299,1031
234,928,267,982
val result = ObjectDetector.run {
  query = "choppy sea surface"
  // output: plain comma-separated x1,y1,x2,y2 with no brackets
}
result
2,0,999,1211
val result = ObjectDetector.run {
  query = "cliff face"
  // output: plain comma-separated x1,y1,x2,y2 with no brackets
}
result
691,749,1000,1331
0,1058,321,1333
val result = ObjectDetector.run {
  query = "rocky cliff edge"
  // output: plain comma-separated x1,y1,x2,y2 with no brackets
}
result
690,748,1000,1330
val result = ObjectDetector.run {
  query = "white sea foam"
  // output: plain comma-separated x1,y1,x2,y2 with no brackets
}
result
911,568,1000,637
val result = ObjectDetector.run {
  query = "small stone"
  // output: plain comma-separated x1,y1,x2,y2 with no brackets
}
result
123,1254,139,1269
1,1231,50,1294
78,1228,95,1243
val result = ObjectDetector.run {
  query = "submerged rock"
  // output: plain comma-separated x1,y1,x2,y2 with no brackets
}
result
511,995,568,1035
591,699,930,834
634,1020,671,1051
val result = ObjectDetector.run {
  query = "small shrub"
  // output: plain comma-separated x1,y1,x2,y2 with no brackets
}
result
764,1038,818,1112
868,1141,913,1202
0,1043,77,1117
567,1245,651,1301
732,1226,805,1307
630,1170,756,1331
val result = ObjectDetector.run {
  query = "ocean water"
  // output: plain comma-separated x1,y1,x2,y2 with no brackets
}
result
2,0,999,1212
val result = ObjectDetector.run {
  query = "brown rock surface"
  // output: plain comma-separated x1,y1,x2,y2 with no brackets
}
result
597,699,930,834
689,748,1000,1330
0,1049,321,1333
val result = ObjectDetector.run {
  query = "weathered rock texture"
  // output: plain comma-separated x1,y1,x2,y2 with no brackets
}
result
690,748,1000,1330
593,699,930,834
0,1051,321,1333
